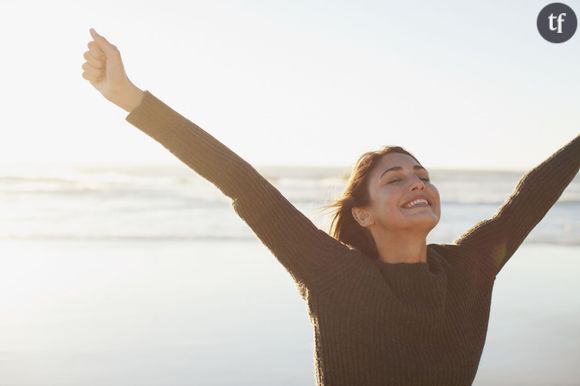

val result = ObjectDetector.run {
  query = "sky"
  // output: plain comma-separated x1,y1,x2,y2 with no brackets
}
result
0,0,578,171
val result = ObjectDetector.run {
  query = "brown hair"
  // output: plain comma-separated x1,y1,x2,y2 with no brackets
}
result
319,146,422,259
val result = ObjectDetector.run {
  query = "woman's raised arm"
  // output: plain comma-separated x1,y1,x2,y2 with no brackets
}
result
81,29,362,298
452,133,580,277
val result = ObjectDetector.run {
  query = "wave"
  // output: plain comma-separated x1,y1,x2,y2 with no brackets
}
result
1,234,579,246
1,186,580,205
0,234,256,242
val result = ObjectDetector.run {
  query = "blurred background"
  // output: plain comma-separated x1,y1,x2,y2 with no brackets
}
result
0,1,578,385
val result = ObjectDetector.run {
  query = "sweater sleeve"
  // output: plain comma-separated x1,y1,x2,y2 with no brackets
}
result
124,90,356,296
452,133,580,276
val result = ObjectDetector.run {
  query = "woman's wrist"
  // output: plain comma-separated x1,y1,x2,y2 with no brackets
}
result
117,83,145,113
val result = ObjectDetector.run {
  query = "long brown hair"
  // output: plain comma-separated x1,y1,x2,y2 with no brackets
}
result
319,146,422,260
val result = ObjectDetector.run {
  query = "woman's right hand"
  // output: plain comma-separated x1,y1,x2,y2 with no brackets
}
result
82,28,144,113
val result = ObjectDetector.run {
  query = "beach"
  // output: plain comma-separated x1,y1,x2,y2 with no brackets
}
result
0,239,578,386
0,163,578,385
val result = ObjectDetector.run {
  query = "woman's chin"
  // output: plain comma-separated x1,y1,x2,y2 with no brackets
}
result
400,207,439,223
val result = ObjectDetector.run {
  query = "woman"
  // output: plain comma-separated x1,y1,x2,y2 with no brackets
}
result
81,28,580,386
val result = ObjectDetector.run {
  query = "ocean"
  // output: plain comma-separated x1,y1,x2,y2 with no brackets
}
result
1,163,578,244
0,164,578,385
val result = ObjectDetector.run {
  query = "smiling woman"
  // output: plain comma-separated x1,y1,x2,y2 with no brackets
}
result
82,28,580,386
320,146,441,263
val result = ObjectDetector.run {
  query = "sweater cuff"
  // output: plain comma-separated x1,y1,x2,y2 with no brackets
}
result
125,90,186,143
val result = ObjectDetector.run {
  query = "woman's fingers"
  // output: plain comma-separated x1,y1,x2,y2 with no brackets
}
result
87,41,106,60
81,40,105,81
81,62,102,81
81,62,100,76
83,51,104,69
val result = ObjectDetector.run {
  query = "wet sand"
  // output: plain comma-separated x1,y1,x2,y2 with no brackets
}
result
0,240,578,385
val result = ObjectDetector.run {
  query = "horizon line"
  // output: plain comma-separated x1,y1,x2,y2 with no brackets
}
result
0,161,532,174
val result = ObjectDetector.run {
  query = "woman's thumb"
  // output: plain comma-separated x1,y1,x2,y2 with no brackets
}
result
89,28,118,57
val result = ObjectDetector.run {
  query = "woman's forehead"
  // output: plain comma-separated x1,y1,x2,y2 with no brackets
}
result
376,153,421,171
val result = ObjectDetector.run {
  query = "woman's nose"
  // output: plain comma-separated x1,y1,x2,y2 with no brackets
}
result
410,176,425,189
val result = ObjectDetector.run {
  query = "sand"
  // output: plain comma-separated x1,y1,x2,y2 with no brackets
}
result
0,239,578,385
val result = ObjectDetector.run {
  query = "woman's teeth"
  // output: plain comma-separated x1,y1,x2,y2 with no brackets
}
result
403,199,429,209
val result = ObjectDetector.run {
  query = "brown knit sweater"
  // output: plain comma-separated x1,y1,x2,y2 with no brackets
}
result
125,90,580,386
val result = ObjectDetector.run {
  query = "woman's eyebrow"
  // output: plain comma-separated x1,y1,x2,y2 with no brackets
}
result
379,165,427,180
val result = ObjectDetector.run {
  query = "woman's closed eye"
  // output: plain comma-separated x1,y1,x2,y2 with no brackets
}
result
389,177,430,184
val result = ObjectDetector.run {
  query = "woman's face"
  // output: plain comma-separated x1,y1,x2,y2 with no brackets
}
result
353,153,441,233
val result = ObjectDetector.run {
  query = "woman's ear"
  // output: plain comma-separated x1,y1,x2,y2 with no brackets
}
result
352,206,372,227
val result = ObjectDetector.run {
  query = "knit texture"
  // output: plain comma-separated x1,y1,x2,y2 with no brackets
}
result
125,90,580,386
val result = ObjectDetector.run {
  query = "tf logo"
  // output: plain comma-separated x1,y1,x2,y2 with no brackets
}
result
537,3,577,43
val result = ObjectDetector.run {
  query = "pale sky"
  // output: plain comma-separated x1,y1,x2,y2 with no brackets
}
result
0,0,578,171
